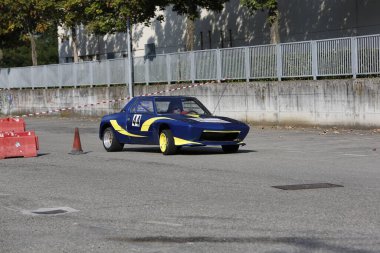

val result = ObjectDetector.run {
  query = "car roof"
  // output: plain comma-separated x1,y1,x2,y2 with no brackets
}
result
136,96,196,99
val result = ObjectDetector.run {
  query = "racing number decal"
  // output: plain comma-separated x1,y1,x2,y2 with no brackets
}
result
132,114,142,127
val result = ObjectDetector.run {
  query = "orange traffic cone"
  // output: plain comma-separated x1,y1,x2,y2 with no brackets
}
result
69,128,84,155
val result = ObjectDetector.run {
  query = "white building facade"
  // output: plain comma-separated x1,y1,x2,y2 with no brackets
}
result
58,0,380,63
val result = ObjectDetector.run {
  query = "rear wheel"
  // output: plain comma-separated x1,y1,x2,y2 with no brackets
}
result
222,145,239,153
103,127,124,152
159,129,177,155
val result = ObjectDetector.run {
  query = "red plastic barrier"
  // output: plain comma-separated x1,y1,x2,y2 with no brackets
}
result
0,131,39,159
0,118,26,133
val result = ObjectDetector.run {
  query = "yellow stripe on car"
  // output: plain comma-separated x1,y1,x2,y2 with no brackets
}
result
110,120,146,138
140,117,174,132
186,114,200,118
174,137,201,146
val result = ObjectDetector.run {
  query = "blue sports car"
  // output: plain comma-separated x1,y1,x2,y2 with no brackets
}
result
99,96,250,155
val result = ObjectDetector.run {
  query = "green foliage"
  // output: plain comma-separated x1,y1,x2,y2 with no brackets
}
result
84,0,229,34
0,27,58,68
240,0,278,23
0,0,233,66
170,0,228,20
240,0,277,10
37,27,59,65
83,0,169,34
0,0,57,38
0,0,59,65
58,0,92,31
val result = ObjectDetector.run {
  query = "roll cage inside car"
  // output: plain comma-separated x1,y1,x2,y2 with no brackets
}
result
122,96,212,116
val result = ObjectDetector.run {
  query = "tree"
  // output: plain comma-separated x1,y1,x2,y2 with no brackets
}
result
84,0,228,52
0,27,58,68
58,0,92,62
169,0,229,51
0,0,57,65
240,0,280,44
84,0,168,34
0,29,24,66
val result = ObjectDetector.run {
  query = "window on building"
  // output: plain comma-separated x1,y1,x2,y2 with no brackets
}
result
208,31,212,49
200,32,204,50
229,29,233,48
65,57,74,63
220,31,224,48
145,43,156,60
107,52,115,60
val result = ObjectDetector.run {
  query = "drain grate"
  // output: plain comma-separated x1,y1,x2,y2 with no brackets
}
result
272,183,343,191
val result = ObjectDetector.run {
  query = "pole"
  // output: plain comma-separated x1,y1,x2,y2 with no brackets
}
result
127,17,134,97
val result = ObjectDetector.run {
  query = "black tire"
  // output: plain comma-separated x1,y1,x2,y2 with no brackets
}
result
159,129,177,155
102,127,124,152
222,145,239,153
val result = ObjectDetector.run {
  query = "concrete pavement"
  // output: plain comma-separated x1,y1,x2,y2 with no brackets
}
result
1,118,379,252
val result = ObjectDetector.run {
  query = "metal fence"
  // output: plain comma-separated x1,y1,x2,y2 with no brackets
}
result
1,34,380,89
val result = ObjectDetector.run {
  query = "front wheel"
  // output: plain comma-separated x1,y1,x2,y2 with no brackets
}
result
222,145,239,153
103,127,124,152
159,129,177,155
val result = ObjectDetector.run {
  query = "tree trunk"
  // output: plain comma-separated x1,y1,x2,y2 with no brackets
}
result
29,32,38,66
71,26,79,62
185,17,195,51
270,17,280,44
268,6,280,44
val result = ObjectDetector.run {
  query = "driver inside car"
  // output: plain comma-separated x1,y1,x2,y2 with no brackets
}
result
172,107,181,114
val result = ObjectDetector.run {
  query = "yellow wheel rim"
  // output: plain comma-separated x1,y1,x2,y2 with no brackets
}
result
159,132,167,153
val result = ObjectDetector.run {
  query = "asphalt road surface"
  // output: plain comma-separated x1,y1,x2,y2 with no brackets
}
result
1,118,380,253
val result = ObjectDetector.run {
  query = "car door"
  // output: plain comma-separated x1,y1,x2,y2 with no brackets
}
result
126,98,155,144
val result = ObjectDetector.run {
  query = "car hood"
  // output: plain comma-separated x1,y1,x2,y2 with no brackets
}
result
162,114,243,125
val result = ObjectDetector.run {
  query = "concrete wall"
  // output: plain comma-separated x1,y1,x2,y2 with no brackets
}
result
1,78,380,127
59,0,380,61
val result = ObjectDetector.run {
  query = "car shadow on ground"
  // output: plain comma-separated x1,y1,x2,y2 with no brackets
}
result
122,146,257,155
107,236,375,253
37,153,50,157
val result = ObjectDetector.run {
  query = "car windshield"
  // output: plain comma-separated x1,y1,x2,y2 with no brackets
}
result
155,97,211,115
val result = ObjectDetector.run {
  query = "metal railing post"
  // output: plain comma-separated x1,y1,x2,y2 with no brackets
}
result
126,17,134,96
311,41,318,80
166,54,171,85
89,62,94,87
6,70,9,90
190,51,195,83
58,65,62,88
216,49,222,82
244,47,250,82
73,63,78,88
276,44,282,81
145,58,149,85
124,58,128,86
106,60,111,87
378,36,380,74
43,65,48,88
1,69,9,89
351,37,358,79
30,67,34,90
